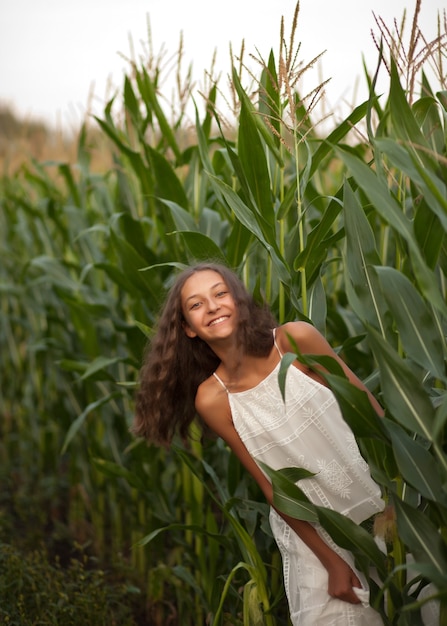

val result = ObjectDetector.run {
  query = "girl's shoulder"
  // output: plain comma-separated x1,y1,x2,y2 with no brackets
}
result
195,374,233,433
275,321,324,354
195,374,226,413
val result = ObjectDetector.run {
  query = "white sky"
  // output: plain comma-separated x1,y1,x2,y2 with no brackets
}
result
0,0,444,130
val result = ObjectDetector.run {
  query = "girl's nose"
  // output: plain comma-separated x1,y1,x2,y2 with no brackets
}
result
208,299,221,312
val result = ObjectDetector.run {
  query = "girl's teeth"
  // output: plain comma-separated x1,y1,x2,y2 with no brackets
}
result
210,317,226,325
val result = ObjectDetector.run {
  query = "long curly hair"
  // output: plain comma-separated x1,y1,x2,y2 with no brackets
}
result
133,262,277,446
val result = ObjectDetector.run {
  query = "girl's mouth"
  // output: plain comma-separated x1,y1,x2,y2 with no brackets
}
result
208,316,229,326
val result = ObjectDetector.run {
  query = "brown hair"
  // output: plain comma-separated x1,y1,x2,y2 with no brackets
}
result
132,262,277,446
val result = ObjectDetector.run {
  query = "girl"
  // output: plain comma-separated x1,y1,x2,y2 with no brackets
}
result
133,262,385,625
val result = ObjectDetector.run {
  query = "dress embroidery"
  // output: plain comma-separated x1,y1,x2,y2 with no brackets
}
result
317,459,352,499
227,358,383,522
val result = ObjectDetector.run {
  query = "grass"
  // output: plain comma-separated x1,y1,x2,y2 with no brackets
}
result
0,542,143,626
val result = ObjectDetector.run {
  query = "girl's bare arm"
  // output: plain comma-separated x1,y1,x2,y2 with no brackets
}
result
277,321,384,416
195,382,363,604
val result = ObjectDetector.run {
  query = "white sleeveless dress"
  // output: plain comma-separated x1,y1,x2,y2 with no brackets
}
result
213,330,385,625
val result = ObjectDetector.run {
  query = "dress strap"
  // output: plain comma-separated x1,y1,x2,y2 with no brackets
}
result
213,372,229,393
273,327,283,357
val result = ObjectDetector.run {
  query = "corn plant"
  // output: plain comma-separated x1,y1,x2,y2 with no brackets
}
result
1,2,447,625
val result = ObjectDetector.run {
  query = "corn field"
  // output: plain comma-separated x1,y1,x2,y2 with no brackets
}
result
1,3,447,625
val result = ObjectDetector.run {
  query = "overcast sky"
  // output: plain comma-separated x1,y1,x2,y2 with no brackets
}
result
0,0,444,129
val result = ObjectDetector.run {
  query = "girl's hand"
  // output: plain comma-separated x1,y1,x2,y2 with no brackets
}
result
326,556,363,604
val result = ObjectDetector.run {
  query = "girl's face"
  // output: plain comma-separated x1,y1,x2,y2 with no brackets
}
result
181,270,237,342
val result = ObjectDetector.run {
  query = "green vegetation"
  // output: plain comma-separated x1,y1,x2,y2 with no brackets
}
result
1,3,446,624
0,543,140,625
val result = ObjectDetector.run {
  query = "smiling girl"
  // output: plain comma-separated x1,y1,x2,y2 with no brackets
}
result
133,262,385,625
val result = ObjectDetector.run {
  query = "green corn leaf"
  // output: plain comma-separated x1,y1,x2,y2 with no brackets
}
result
375,138,447,220
273,467,317,483
384,419,447,505
277,352,298,402
123,75,142,127
57,359,90,373
259,462,318,523
307,274,327,334
238,99,275,225
259,50,281,146
199,207,226,243
93,114,134,155
309,98,374,178
207,174,266,242
388,60,435,167
226,220,253,269
276,176,297,220
110,212,153,261
414,89,445,155
173,446,269,574
314,507,388,578
213,561,274,626
293,194,343,279
79,355,127,381
232,66,284,167
414,198,444,270
434,395,447,443
109,229,160,299
337,147,447,318
343,181,392,340
366,326,435,440
61,392,121,453
260,463,388,577
323,373,388,440
136,67,181,161
95,117,155,200
200,83,217,140
173,565,206,599
392,495,447,588
359,437,398,488
375,266,446,379
57,293,111,319
194,101,215,175
170,230,226,262
139,261,188,274
137,523,233,549
206,173,289,284
29,255,79,291
293,135,314,215
58,163,81,207
145,144,189,209
221,139,276,239
92,457,146,491
132,320,153,338
95,262,141,296
161,199,198,232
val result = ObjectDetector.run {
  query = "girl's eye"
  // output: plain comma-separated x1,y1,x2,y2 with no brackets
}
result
190,302,201,310
216,291,228,297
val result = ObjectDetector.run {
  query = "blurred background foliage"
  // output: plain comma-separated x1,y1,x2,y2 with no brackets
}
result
1,2,447,624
